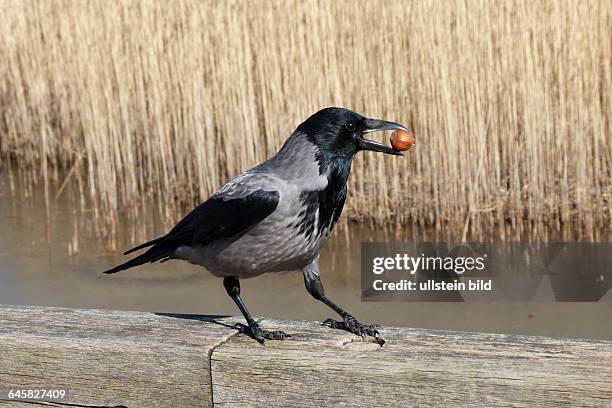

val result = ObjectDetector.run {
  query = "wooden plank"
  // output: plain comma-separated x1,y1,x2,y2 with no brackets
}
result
0,305,239,407
211,318,612,407
1,305,610,407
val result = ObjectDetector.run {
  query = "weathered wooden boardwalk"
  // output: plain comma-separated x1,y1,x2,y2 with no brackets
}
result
0,305,610,407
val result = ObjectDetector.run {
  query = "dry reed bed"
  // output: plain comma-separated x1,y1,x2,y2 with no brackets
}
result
0,0,610,242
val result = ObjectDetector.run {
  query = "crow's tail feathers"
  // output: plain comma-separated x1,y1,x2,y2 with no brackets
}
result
123,236,166,255
103,240,176,274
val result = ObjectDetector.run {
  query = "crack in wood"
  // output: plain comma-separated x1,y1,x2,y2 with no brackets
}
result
207,321,248,407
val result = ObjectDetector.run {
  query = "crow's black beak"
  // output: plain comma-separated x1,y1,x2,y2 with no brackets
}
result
358,118,410,155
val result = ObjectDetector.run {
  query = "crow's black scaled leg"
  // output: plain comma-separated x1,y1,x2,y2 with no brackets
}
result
302,260,385,346
223,277,291,344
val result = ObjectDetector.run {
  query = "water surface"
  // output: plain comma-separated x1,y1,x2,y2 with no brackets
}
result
0,169,609,340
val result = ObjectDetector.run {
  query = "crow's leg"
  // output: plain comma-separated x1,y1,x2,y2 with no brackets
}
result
303,258,385,345
223,276,290,344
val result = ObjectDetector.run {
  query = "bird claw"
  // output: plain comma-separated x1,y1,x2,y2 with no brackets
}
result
323,315,385,346
234,323,292,344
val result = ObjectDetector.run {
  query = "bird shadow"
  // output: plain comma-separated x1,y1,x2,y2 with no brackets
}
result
155,312,283,343
155,312,237,330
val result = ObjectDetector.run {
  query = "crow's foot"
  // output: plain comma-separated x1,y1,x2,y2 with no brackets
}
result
323,315,385,346
235,323,292,344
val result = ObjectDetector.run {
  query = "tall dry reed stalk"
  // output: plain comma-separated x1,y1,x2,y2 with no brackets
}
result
0,0,610,243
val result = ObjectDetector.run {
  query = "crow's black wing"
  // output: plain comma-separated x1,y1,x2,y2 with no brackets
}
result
103,189,279,274
168,189,280,246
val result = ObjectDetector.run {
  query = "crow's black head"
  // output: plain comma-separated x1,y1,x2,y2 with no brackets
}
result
296,107,409,158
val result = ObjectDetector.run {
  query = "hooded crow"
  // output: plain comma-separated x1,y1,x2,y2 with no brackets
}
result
104,107,411,345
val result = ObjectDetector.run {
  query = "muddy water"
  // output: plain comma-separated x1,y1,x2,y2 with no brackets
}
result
0,169,610,340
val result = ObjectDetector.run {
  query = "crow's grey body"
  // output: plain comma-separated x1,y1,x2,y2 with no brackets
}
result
104,107,410,344
174,134,334,278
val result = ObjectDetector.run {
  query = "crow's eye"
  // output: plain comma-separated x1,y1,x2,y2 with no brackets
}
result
345,121,356,132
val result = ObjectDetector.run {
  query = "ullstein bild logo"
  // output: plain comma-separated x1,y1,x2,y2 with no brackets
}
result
361,242,611,302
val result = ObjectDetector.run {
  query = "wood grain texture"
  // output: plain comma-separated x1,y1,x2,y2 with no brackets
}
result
0,305,239,408
1,305,611,407
211,318,612,407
